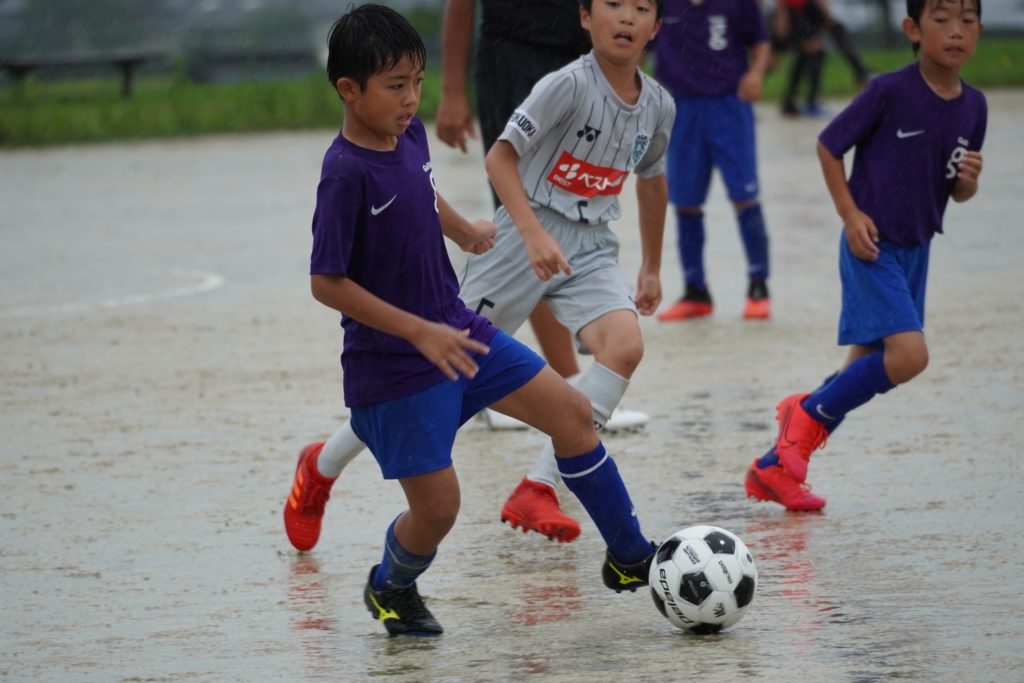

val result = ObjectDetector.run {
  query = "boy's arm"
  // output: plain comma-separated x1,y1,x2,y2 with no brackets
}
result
485,140,571,281
310,274,489,380
738,41,770,102
436,0,477,153
951,150,982,203
438,192,496,254
634,174,667,316
817,140,879,261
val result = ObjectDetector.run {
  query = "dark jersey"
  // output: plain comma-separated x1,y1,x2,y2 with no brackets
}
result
310,118,497,407
819,64,987,246
479,0,590,54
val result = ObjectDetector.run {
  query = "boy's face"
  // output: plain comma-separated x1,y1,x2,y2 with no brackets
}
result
904,0,982,69
337,55,423,140
581,0,660,65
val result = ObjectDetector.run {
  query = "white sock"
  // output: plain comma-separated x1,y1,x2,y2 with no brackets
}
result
526,363,630,488
316,420,365,479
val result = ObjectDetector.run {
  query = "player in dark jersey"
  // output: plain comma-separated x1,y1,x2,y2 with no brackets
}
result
653,0,773,321
285,4,658,636
745,0,986,510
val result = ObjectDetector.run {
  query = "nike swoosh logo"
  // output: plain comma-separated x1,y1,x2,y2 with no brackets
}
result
896,129,925,139
815,404,836,421
371,195,397,215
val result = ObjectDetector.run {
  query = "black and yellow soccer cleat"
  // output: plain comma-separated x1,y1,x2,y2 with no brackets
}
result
602,542,657,593
363,565,443,637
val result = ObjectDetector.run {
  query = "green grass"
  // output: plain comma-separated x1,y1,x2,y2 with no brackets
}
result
764,37,1024,100
0,39,1020,148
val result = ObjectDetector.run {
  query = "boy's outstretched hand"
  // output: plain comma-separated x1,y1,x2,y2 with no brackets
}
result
634,268,662,316
842,207,880,261
411,323,490,381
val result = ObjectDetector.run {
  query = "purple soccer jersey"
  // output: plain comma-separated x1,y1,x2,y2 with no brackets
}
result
653,0,768,97
819,64,988,246
310,118,497,407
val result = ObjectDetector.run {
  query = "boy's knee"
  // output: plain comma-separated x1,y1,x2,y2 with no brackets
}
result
567,386,596,430
421,497,460,533
610,336,644,375
886,345,929,384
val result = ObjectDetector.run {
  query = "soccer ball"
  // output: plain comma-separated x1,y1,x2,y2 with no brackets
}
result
648,525,758,634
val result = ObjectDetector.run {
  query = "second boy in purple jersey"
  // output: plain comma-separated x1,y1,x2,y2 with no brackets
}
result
745,0,986,510
653,0,773,322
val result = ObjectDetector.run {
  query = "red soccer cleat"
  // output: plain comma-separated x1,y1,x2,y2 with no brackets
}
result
500,478,581,543
283,442,337,552
743,278,771,319
774,393,828,482
745,459,826,511
743,297,771,319
657,299,713,321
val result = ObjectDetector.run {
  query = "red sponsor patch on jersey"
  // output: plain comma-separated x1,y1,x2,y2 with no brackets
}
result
546,151,628,198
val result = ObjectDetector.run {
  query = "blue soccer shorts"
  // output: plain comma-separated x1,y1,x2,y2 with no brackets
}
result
350,330,546,480
838,236,930,349
666,94,759,208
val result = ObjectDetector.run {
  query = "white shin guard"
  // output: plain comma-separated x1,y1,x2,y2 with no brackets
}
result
527,363,630,489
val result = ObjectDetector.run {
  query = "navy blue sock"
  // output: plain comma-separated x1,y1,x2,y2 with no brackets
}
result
558,443,650,564
802,352,893,424
737,203,769,280
676,211,707,289
758,371,843,469
372,515,435,591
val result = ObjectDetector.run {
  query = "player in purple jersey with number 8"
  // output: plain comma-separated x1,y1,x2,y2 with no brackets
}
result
745,0,986,511
285,4,657,637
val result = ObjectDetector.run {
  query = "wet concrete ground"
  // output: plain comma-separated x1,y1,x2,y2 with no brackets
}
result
2,91,1023,682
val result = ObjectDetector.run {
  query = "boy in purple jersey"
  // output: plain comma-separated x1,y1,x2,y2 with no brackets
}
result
745,0,986,511
285,4,657,637
652,0,774,322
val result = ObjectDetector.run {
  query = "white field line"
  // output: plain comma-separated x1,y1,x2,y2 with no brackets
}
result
0,268,226,319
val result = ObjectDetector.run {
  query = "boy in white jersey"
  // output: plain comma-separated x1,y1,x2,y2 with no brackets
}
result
464,0,673,541
284,0,672,550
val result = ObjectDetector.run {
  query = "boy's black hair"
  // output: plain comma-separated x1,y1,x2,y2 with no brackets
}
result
326,3,426,89
579,0,664,21
906,0,982,54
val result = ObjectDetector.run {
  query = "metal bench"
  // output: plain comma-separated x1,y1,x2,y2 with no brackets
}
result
0,51,166,97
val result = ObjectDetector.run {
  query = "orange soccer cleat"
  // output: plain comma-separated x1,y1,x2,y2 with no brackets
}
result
745,459,826,511
774,393,828,482
283,442,337,552
501,478,581,543
658,284,713,321
743,278,771,319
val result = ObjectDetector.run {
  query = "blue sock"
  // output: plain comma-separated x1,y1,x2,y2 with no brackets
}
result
802,352,893,424
557,443,650,564
676,211,707,289
737,203,769,280
757,371,843,469
372,515,435,591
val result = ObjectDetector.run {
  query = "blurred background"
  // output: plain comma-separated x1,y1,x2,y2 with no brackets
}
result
0,0,1021,146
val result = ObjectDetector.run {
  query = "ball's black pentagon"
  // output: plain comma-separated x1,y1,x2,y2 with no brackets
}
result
656,537,681,564
703,530,736,555
734,575,756,608
678,571,713,605
687,622,724,635
650,587,668,618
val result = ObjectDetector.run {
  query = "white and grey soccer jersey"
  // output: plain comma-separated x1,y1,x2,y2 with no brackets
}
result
498,51,675,225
